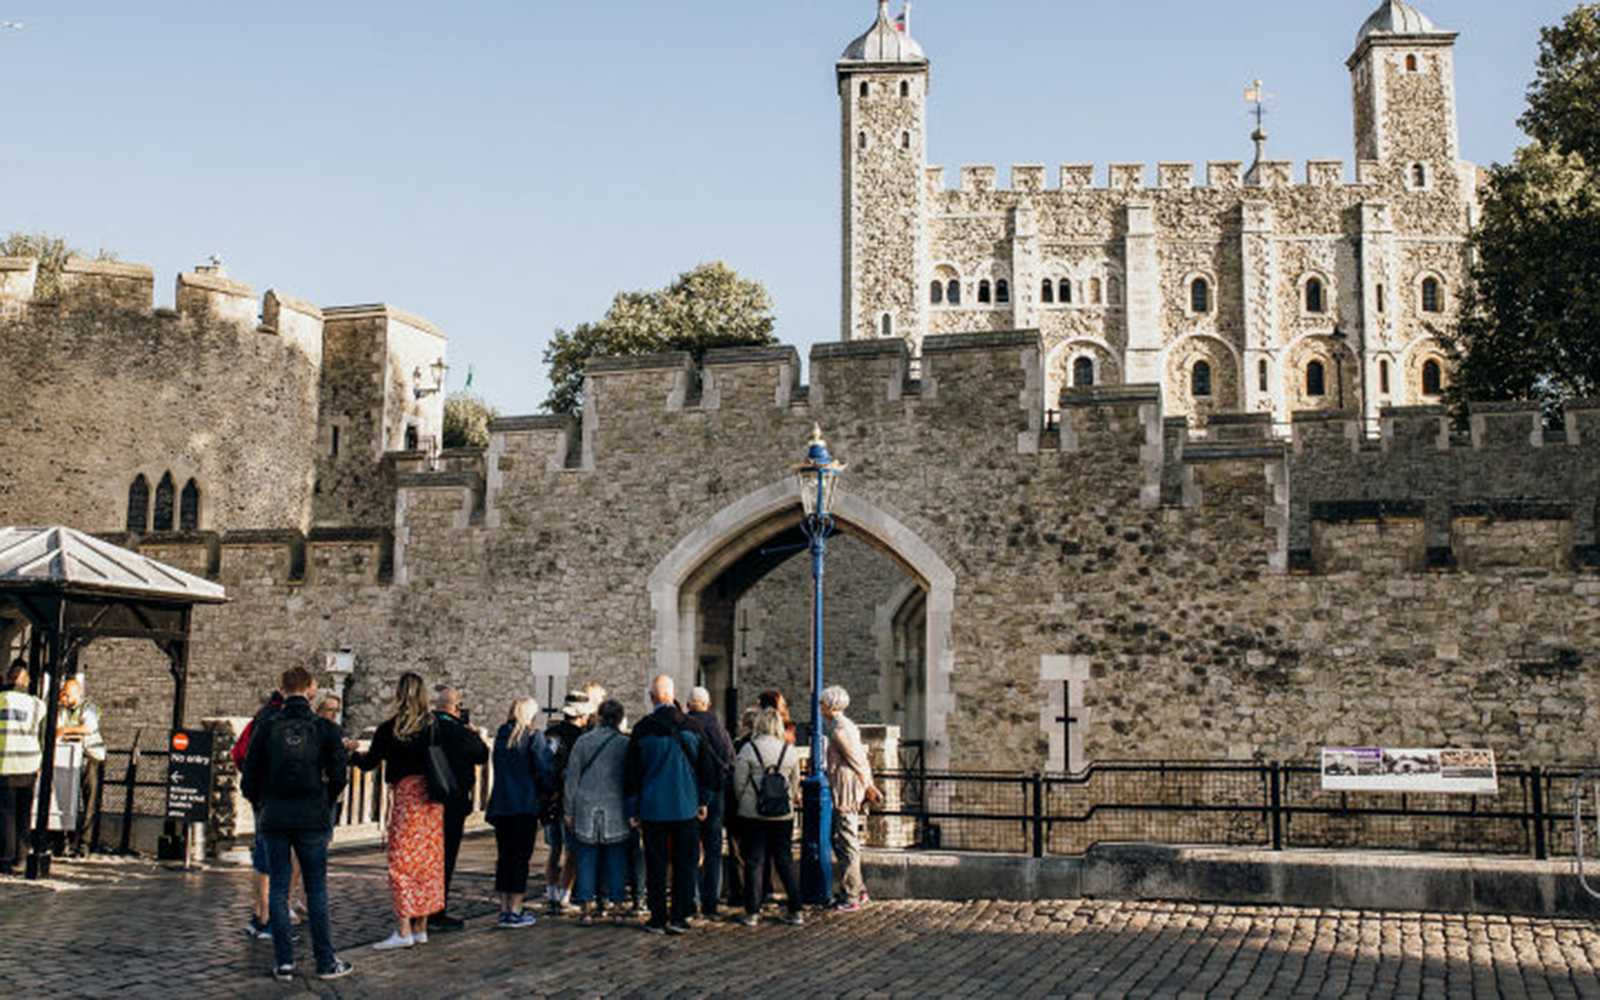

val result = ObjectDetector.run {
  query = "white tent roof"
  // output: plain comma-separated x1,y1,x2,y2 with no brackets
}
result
0,526,226,604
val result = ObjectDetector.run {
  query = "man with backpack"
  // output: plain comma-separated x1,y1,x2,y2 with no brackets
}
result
241,666,352,982
623,675,720,935
685,686,734,918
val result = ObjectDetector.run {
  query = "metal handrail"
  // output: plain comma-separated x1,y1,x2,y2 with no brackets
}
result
1575,771,1600,900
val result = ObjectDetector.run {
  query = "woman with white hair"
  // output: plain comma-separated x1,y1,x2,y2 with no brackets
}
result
821,685,879,912
731,706,804,927
485,696,554,928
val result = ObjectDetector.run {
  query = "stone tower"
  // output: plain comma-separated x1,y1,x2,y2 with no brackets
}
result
838,1,929,348
1348,0,1461,194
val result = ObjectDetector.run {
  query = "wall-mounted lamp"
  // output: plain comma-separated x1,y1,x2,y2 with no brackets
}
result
413,358,449,399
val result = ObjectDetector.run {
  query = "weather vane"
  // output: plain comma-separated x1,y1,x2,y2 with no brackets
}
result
1244,78,1274,177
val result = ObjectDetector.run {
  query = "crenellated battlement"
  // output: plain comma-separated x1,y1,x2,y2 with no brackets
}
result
925,159,1363,196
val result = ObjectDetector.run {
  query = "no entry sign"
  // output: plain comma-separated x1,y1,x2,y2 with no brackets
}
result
166,729,214,822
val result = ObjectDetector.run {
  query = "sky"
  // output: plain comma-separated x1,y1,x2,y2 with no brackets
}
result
0,1,1573,415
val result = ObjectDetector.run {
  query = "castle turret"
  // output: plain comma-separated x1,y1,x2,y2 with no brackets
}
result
838,1,929,349
1348,0,1461,194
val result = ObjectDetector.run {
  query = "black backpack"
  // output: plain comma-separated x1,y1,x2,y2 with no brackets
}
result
267,715,324,798
749,742,790,818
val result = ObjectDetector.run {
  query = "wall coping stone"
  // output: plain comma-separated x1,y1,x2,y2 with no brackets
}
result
1060,384,1161,405
923,330,1040,353
1310,499,1426,522
1292,409,1360,423
396,470,482,490
1183,444,1285,463
1451,500,1572,521
489,414,574,432
811,339,908,360
264,290,323,320
0,256,36,272
62,257,153,281
321,303,442,338
702,345,800,366
585,351,694,374
177,270,255,299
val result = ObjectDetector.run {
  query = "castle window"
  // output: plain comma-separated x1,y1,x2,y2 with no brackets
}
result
1089,277,1102,305
858,131,867,150
179,479,201,532
1072,357,1094,388
1405,54,1418,73
405,425,420,451
978,280,992,304
1190,277,1210,314
1191,361,1212,398
1040,279,1054,304
1306,360,1327,398
995,279,1010,304
1421,276,1443,313
930,281,944,305
882,313,893,337
1305,277,1325,314
1257,359,1268,392
330,425,340,457
1376,284,1385,313
947,280,961,305
900,80,910,99
1059,279,1072,304
1421,359,1443,396
901,131,911,150
1411,163,1427,188
1108,276,1122,305
1380,359,1391,394
152,472,175,532
126,475,150,533
860,81,869,98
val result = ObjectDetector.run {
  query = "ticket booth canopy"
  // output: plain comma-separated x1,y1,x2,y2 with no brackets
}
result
0,526,227,878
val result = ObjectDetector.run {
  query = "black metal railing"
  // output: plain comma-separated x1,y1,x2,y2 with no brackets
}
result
869,761,1599,860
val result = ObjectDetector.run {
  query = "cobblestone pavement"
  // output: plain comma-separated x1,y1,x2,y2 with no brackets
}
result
3,836,1600,998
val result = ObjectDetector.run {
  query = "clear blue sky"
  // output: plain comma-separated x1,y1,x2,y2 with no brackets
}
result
0,1,1572,415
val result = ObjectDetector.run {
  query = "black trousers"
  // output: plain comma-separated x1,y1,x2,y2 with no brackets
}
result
491,814,540,896
442,800,468,902
741,817,800,915
0,774,35,869
77,761,101,854
641,818,699,927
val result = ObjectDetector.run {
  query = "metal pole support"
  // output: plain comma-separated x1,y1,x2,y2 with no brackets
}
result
1031,772,1045,859
1531,765,1547,861
1269,761,1284,851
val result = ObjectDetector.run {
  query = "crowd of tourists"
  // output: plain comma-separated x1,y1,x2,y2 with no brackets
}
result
237,667,879,982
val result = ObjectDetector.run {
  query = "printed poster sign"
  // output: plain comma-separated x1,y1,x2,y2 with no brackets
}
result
166,729,215,822
1320,747,1497,794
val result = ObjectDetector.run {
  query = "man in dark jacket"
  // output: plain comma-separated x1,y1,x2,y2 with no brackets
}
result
624,675,720,934
429,686,489,932
241,666,351,982
686,686,734,917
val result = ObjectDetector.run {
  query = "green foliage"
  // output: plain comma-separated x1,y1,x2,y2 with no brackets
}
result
0,231,117,302
442,391,499,449
542,262,777,414
1444,6,1600,412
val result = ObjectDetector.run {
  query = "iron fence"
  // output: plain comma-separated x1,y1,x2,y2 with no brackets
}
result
870,761,1600,860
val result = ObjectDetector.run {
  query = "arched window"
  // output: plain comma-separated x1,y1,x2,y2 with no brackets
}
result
179,479,201,531
1405,54,1418,72
995,279,1010,304
1108,276,1122,304
857,131,867,150
860,81,869,98
1040,279,1054,304
900,80,910,98
1191,360,1212,398
1412,163,1427,188
1257,359,1269,392
1089,277,1102,304
126,475,150,533
1421,276,1442,313
881,313,893,337
1421,359,1443,396
930,281,943,305
1190,277,1210,313
1058,279,1072,304
1379,359,1391,394
404,425,420,451
1305,276,1325,314
152,472,175,532
978,280,992,304
1306,360,1327,397
947,280,961,305
1072,357,1095,388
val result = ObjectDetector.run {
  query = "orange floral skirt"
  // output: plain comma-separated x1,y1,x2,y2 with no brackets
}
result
387,774,444,918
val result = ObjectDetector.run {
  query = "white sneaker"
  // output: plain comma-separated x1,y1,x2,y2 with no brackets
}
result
412,929,428,945
372,932,413,951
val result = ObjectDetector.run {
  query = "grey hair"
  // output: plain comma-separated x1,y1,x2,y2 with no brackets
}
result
751,707,785,741
689,686,711,708
820,685,850,712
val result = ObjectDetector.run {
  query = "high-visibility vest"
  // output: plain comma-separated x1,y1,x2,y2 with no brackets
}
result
59,701,106,762
0,689,45,776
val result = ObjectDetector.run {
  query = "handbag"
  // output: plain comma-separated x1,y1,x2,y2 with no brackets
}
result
424,721,459,803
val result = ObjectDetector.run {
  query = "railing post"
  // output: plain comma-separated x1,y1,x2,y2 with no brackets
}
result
1530,765,1547,860
119,737,141,855
1031,772,1045,858
1269,761,1283,851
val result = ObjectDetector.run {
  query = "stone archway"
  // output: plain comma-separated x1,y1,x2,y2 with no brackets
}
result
647,478,957,766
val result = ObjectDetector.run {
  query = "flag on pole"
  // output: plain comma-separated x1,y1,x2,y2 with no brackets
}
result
894,11,906,31
464,364,474,389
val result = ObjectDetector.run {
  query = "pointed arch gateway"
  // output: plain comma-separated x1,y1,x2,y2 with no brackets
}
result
647,477,957,767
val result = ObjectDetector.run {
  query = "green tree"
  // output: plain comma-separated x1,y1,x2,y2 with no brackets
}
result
0,231,117,302
542,262,777,414
442,391,499,449
1444,5,1600,411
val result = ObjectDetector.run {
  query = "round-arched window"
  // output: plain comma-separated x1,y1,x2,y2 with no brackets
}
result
1191,360,1212,398
1072,357,1094,388
1306,360,1327,397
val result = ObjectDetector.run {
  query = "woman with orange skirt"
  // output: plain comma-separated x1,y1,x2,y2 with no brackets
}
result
352,672,444,950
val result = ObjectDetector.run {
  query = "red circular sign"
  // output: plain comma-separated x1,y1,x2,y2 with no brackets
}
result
172,732,190,751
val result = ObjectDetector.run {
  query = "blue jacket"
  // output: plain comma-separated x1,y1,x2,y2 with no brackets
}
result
624,704,719,823
486,722,555,821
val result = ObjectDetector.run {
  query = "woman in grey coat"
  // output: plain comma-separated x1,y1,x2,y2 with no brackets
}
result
732,706,804,927
563,698,631,924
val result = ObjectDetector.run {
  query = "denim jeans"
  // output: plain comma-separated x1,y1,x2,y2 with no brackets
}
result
696,793,725,913
571,836,627,904
265,829,336,973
